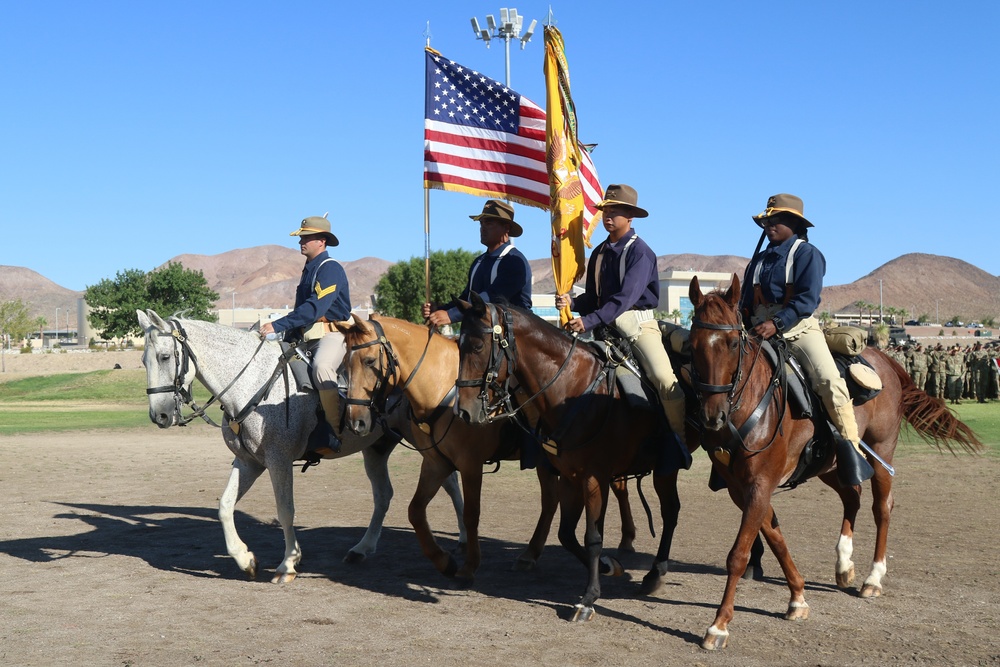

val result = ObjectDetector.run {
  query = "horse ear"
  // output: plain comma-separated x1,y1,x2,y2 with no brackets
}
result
689,276,703,307
147,310,170,330
137,310,152,331
333,316,357,335
724,273,741,308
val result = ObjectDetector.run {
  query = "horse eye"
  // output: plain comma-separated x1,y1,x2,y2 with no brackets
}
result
159,353,171,362
363,356,376,368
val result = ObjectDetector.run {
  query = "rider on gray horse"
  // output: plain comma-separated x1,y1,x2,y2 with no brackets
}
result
259,215,350,458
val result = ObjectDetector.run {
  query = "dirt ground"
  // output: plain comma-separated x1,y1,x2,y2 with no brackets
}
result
2,354,999,666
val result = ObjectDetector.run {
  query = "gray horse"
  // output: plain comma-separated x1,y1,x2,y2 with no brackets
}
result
137,309,465,583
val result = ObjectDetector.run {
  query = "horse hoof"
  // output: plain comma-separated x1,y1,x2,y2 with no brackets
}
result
454,572,475,589
701,626,729,650
271,571,297,584
742,564,764,581
617,541,636,554
785,601,810,621
860,583,883,598
836,564,856,588
343,550,367,565
441,554,459,578
599,556,624,577
571,604,596,622
512,556,537,572
639,571,664,596
243,556,258,581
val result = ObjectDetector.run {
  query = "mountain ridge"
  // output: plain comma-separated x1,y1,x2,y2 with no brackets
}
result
3,250,998,329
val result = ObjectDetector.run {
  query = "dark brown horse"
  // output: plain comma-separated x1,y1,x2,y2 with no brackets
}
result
688,274,982,650
335,313,637,585
454,293,697,622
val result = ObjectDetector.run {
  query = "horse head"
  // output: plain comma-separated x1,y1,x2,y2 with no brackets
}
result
454,292,518,425
336,313,397,436
137,309,198,428
688,274,748,432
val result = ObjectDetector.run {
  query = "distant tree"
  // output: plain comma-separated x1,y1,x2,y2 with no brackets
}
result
818,311,833,329
918,314,930,324
85,263,219,342
668,308,683,325
0,299,35,372
872,322,889,349
982,316,996,327
853,300,868,326
374,249,478,323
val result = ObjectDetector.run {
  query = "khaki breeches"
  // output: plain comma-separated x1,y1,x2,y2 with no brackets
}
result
312,330,347,391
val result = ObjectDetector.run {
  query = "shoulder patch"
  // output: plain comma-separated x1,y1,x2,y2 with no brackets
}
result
315,282,337,299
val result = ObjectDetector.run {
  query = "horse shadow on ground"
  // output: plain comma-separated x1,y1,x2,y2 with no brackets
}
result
0,500,844,638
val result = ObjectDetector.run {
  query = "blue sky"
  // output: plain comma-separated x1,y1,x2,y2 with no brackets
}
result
3,1,997,293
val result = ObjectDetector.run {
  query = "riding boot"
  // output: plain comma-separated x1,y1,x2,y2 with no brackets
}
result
658,396,692,472
831,403,874,487
310,388,343,457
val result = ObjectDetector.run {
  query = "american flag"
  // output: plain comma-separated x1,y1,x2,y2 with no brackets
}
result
423,48,601,221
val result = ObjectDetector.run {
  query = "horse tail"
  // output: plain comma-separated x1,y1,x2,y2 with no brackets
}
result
883,351,984,454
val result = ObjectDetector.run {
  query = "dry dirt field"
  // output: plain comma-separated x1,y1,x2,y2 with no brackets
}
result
1,352,999,666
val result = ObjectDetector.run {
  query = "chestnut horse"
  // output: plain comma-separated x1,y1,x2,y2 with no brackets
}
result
454,294,698,622
687,274,982,650
335,314,637,585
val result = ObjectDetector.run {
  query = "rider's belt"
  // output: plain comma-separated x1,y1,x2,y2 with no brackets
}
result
303,320,337,342
613,309,655,342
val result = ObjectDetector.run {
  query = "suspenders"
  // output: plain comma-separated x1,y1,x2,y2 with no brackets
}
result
594,235,638,299
467,243,514,293
753,238,803,308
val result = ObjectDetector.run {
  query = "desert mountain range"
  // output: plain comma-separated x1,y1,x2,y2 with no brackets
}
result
3,249,999,330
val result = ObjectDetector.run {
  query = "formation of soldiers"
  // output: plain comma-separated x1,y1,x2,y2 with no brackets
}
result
886,341,1000,404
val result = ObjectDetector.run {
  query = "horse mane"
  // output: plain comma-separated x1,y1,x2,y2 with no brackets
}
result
697,289,742,327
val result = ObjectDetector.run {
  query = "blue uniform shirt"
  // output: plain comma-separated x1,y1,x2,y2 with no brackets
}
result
272,250,351,337
445,242,532,322
571,230,659,332
739,234,826,331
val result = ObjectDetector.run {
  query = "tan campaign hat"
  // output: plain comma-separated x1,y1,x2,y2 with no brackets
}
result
290,215,339,247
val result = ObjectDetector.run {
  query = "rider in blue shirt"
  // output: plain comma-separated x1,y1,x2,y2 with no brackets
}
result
259,215,349,458
739,194,874,487
423,199,532,327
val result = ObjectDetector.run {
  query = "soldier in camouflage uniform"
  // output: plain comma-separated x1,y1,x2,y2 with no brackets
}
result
944,345,965,404
909,343,928,392
988,344,1000,400
970,343,988,403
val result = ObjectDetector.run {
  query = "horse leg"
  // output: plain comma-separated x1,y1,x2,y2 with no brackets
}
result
450,463,483,585
610,478,637,553
640,471,679,595
267,462,301,583
819,470,862,590
566,476,608,622
218,457,265,580
344,441,395,564
725,478,765,580
704,491,798,650
408,456,460,579
861,460,895,598
514,464,559,571
440,471,467,554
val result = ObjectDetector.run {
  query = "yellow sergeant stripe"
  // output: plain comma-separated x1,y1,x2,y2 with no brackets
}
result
315,282,337,299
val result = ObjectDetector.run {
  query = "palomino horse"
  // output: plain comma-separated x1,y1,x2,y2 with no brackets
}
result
454,294,698,622
137,310,464,582
687,275,982,650
335,313,637,585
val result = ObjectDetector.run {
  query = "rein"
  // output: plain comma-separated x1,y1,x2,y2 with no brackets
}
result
147,319,299,430
344,319,452,446
457,302,578,424
689,314,788,455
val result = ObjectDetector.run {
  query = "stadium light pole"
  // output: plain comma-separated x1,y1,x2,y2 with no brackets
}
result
470,8,538,87
55,307,60,347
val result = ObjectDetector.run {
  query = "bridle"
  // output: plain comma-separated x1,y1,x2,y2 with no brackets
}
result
145,321,221,427
689,310,786,454
455,302,578,423
145,318,298,430
342,318,409,420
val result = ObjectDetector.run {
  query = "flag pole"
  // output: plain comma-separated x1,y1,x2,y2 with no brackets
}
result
423,23,433,305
